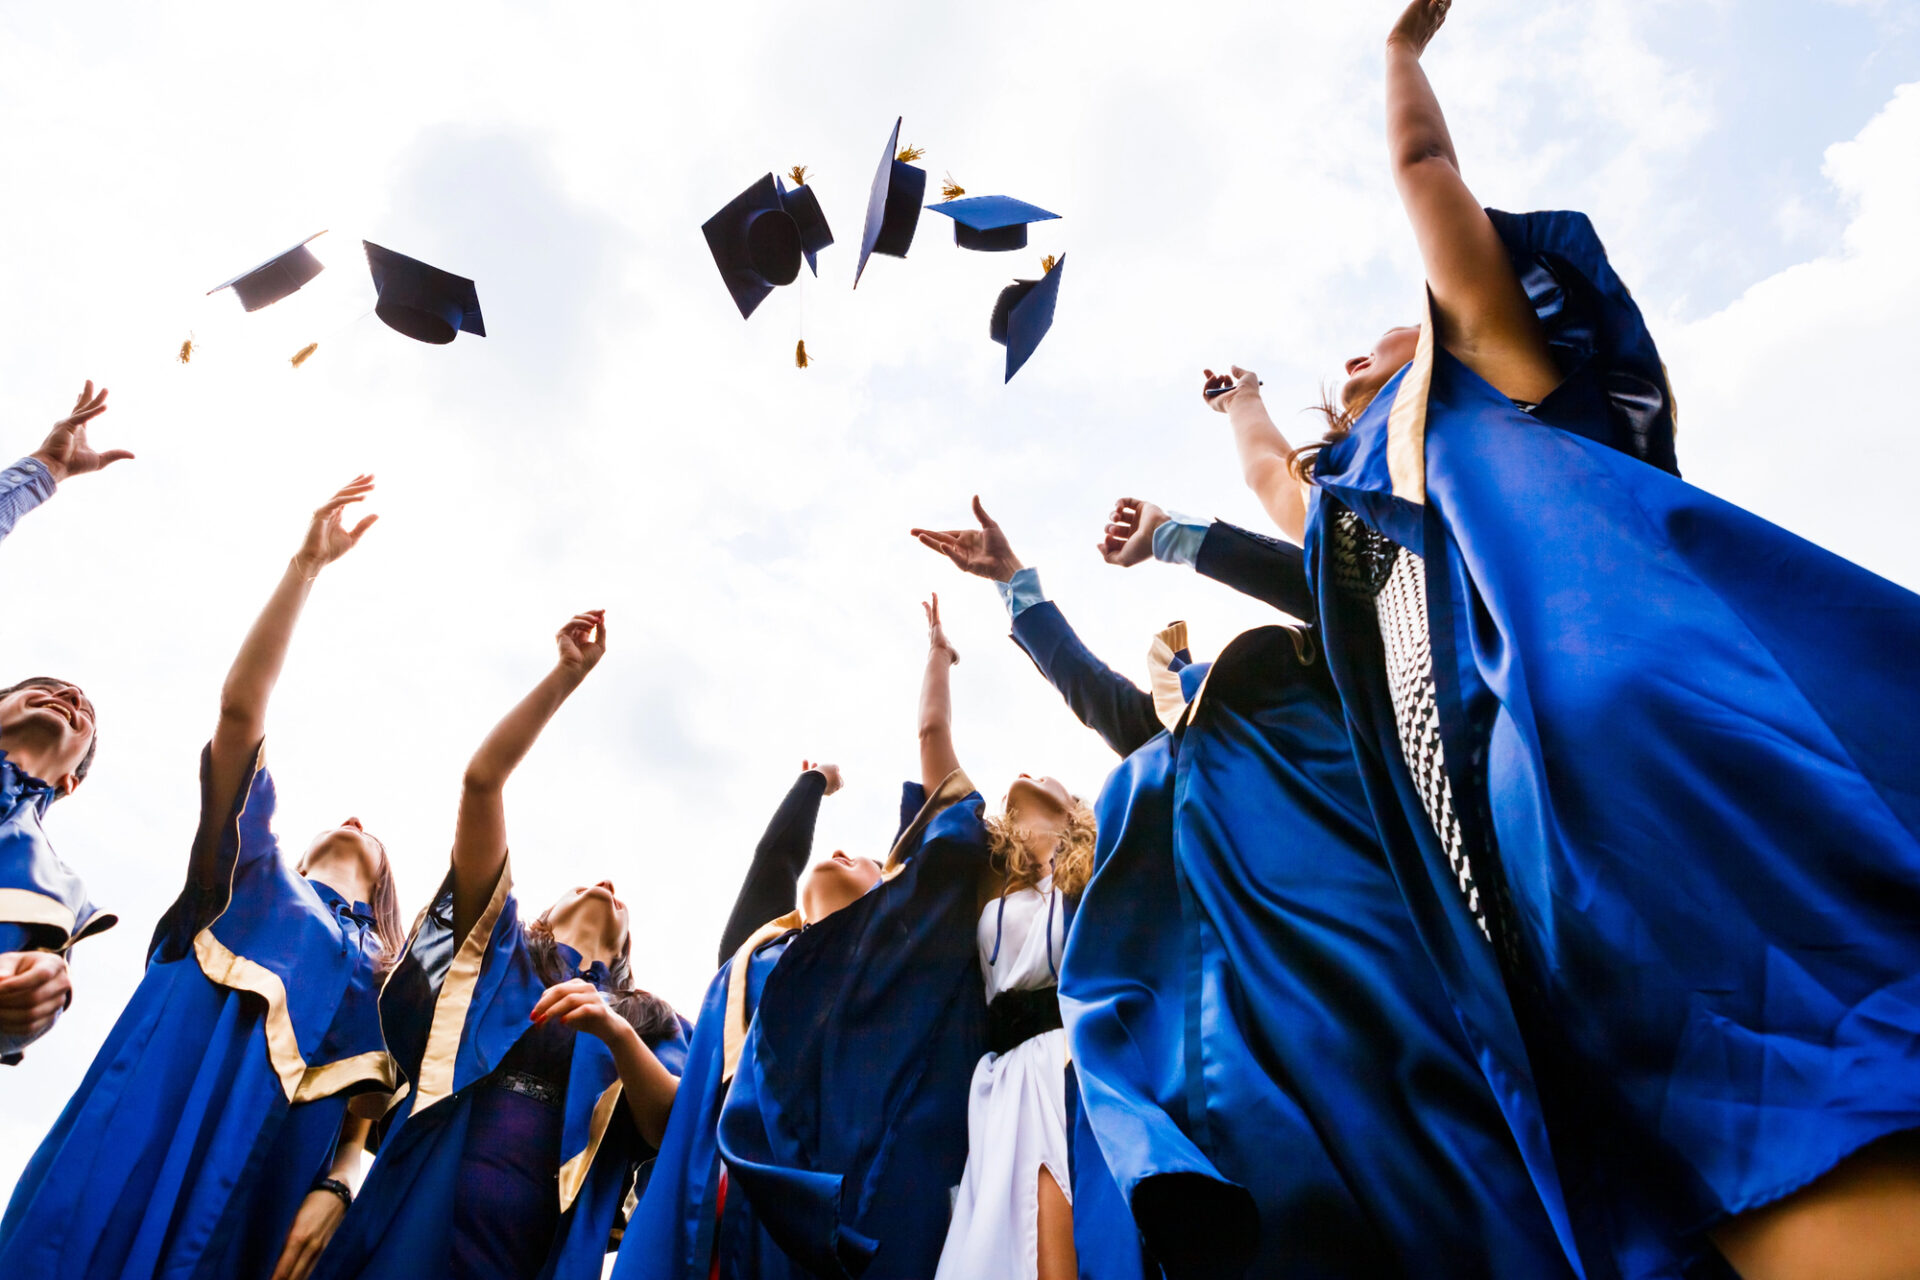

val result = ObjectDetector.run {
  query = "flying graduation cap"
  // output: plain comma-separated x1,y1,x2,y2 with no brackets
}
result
363,242,485,344
991,254,1065,382
926,195,1060,252
778,170,834,276
208,232,328,311
854,117,927,288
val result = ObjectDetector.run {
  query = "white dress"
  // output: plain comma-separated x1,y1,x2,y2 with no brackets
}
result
934,879,1071,1280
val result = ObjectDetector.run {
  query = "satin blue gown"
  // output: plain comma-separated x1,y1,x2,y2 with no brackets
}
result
1017,591,1577,1279
1,741,389,1279
311,865,691,1280
1305,207,1920,1276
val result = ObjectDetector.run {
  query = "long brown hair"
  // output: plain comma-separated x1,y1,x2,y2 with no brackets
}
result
299,832,406,978
1286,386,1356,482
986,798,1097,899
524,907,679,1044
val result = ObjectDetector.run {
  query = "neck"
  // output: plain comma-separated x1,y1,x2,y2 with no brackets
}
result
0,726,62,789
550,921,616,968
306,863,373,905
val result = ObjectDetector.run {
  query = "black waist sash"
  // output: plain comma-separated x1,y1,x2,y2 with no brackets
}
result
986,985,1062,1056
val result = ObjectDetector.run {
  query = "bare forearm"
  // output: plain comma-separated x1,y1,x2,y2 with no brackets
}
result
608,1026,679,1148
217,559,315,744
918,649,960,793
328,1115,371,1189
1229,399,1307,542
1386,41,1457,175
465,666,582,792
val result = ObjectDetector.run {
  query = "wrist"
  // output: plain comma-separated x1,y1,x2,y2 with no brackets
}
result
27,452,66,484
990,556,1025,582
289,554,325,582
311,1176,353,1208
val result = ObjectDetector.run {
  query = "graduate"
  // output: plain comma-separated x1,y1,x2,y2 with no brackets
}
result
312,610,691,1280
0,380,132,550
1217,2,1920,1275
1,477,404,1280
713,595,1077,1280
922,496,1578,1279
611,760,856,1280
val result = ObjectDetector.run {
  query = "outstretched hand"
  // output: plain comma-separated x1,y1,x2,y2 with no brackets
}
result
294,476,379,578
1387,0,1451,55
911,496,1024,583
923,593,959,665
1100,497,1170,568
32,381,132,483
802,760,845,796
1202,366,1263,415
556,610,608,679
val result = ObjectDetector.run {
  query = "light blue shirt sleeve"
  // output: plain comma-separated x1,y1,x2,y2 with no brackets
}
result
0,457,55,549
1151,510,1212,568
994,566,1047,619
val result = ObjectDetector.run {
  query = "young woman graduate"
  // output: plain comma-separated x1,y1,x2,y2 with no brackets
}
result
610,760,858,1280
711,597,1079,1280
311,610,691,1280
919,497,1578,1279
1,477,405,1280
1218,3,1920,1275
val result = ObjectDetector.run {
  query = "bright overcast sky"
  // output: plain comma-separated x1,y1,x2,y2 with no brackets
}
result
3,0,1918,1197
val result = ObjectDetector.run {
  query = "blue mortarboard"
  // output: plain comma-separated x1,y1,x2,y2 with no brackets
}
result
854,117,927,288
926,196,1059,252
208,232,328,311
990,254,1065,383
703,174,805,320
776,173,834,277
363,242,485,344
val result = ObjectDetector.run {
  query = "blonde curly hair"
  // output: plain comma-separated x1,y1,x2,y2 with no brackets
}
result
985,797,1096,899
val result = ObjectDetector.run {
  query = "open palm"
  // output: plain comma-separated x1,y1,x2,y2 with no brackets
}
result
295,476,379,575
33,381,132,482
910,496,1023,582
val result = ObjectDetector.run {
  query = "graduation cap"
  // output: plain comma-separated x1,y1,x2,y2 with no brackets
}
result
363,242,485,344
990,254,1065,383
703,174,804,320
777,171,834,277
854,117,927,288
207,232,328,311
926,195,1060,252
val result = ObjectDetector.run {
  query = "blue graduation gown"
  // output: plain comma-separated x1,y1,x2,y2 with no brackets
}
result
0,741,391,1279
1307,208,1920,1273
0,745,116,1062
312,863,692,1280
1018,600,1577,1278
715,774,989,1279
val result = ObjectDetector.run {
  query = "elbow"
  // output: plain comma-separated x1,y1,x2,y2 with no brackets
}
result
1392,147,1457,182
917,721,949,747
215,694,262,743
461,765,504,797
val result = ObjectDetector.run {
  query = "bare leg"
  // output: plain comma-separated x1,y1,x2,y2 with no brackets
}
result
1711,1132,1920,1280
1037,1165,1077,1280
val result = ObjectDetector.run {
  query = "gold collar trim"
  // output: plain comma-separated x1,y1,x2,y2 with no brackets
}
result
722,910,803,1084
557,1079,624,1212
1147,622,1191,734
884,768,975,877
413,857,513,1114
1386,291,1437,505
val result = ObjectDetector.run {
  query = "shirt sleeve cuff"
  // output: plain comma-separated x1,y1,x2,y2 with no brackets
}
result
994,566,1047,619
1151,511,1211,568
6,456,57,500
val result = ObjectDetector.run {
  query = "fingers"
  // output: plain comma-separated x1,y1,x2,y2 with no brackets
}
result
928,591,941,625
97,450,135,467
971,495,1000,530
531,978,594,1023
0,952,57,997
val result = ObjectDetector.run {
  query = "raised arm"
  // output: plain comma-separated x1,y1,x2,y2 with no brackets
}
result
1,382,130,549
717,763,837,964
1102,497,1316,621
1385,0,1559,402
1199,368,1306,542
200,477,378,884
450,611,605,942
918,595,962,794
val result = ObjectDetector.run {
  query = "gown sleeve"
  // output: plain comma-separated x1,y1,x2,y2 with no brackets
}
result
1194,520,1317,620
717,769,828,966
1010,601,1162,757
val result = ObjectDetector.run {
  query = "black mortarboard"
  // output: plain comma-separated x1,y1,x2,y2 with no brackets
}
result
363,242,485,344
208,232,328,311
703,174,803,320
926,196,1060,252
776,174,834,277
854,117,927,288
990,254,1065,383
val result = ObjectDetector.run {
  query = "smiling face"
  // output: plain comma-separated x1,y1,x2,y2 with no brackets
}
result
1339,325,1421,421
798,850,884,924
544,880,631,965
0,678,97,794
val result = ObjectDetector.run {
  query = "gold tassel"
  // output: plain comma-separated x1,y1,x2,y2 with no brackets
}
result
940,174,965,201
177,336,194,364
896,143,926,163
290,342,319,369
788,165,809,186
1041,254,1059,273
795,339,810,369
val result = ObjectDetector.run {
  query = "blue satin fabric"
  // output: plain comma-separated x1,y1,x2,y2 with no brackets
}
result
1056,620,1576,1278
0,742,385,1279
1308,208,1920,1274
313,873,691,1280
715,781,989,1279
614,932,795,1280
0,745,114,960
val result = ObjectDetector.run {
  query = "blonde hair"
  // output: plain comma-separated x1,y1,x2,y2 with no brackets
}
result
1288,385,1358,482
986,799,1096,899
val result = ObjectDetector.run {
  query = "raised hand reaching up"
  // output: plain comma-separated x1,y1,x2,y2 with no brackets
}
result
293,476,379,579
32,381,132,482
911,496,1024,583
1099,497,1170,568
555,611,608,682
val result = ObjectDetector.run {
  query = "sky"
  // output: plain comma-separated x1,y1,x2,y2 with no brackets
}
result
2,0,1918,1201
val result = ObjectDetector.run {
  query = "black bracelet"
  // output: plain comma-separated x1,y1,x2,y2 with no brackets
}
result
312,1176,353,1207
